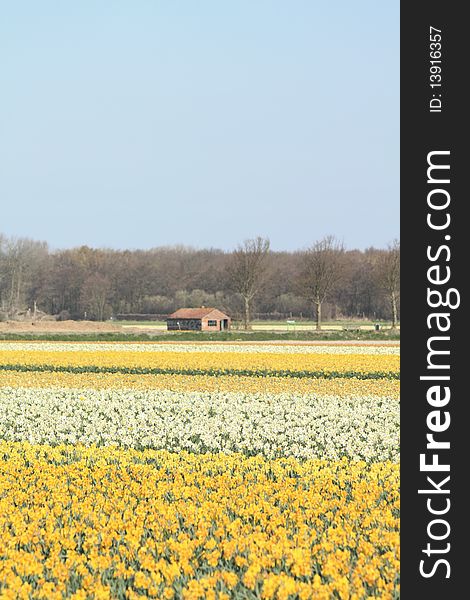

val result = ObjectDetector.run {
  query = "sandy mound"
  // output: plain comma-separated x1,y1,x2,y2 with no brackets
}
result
0,320,122,334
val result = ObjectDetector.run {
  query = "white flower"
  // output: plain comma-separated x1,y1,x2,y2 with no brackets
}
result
0,386,399,462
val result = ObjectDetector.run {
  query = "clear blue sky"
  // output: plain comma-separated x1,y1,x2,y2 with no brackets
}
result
0,1,399,252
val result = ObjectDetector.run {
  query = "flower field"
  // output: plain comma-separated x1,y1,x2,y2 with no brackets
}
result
0,343,399,380
0,342,400,599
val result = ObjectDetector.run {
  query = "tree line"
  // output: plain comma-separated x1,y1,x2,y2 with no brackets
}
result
0,233,399,329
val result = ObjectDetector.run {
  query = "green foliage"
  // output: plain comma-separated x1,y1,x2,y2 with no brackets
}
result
0,329,400,342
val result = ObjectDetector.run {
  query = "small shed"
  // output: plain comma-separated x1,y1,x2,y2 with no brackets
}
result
167,307,231,331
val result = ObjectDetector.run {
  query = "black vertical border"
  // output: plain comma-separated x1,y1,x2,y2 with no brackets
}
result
401,3,465,597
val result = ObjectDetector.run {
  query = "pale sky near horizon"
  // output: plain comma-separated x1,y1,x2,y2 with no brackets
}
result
0,1,399,252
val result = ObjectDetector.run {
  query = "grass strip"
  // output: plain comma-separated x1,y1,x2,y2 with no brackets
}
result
0,330,400,342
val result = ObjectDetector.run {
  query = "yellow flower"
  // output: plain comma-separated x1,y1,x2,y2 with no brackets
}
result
134,571,150,589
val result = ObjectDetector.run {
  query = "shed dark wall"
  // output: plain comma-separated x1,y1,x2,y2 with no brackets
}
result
167,318,201,331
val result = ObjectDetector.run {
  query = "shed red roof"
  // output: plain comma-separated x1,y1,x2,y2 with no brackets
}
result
168,307,229,320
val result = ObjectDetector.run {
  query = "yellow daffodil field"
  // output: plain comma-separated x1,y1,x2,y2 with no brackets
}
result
0,341,400,599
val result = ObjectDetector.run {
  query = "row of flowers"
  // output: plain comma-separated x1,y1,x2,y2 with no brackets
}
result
0,349,400,377
0,387,399,461
0,364,400,382
0,342,400,355
0,441,400,600
0,369,401,397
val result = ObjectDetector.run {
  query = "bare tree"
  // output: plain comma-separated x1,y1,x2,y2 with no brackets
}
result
298,236,344,330
228,237,270,329
0,237,48,315
378,239,400,329
80,273,112,321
